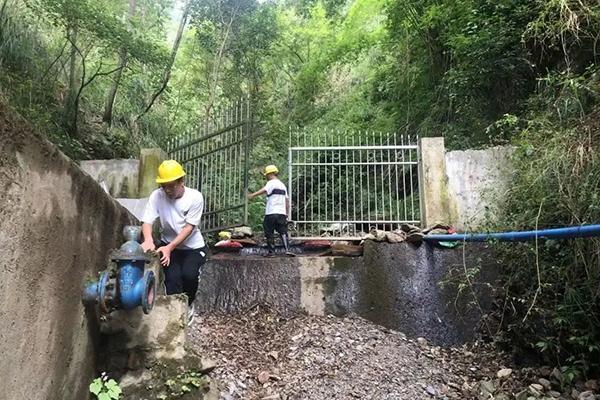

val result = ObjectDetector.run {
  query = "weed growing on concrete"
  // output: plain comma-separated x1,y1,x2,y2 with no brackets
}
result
89,372,122,400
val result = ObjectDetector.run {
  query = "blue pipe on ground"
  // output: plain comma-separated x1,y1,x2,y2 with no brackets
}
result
424,224,600,242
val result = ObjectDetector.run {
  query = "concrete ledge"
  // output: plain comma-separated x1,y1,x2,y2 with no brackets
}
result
98,294,188,379
197,242,499,346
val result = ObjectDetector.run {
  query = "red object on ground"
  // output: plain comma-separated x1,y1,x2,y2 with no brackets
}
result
303,240,332,247
215,240,243,248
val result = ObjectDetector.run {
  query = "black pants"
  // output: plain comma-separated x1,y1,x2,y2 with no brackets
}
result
161,244,207,305
264,214,287,238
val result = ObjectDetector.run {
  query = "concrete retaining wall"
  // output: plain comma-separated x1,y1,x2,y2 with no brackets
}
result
445,146,515,231
0,104,136,399
418,138,515,230
80,159,140,198
197,242,499,346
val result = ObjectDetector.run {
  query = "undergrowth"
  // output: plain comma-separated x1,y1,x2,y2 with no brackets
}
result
480,69,600,380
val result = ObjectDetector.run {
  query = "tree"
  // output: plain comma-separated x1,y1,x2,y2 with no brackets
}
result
136,0,192,121
103,0,136,125
25,0,167,137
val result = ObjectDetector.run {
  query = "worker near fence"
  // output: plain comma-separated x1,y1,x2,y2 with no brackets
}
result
140,160,206,326
247,165,295,257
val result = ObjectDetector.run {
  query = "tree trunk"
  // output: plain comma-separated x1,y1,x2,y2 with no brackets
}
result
136,0,191,122
66,28,78,137
103,0,136,124
140,0,147,74
205,3,241,118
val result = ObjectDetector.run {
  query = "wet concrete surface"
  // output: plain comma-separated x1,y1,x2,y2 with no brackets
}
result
197,241,499,346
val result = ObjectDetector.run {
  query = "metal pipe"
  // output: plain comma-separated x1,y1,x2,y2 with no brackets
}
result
424,225,600,242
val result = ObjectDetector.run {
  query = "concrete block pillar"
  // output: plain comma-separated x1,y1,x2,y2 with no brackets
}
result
418,137,455,227
138,148,168,198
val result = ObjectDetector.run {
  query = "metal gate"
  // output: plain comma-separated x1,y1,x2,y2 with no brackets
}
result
167,98,251,233
288,128,421,239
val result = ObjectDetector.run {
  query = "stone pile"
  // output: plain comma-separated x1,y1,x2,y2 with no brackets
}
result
364,223,452,243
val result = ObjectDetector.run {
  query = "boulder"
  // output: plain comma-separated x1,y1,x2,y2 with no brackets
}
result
231,226,253,238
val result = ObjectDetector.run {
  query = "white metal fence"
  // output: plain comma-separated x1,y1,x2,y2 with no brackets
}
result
288,128,421,239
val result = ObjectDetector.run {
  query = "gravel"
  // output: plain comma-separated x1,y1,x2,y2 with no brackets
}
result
189,307,526,400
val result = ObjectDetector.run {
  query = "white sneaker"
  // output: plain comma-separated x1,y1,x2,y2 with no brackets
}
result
188,303,195,327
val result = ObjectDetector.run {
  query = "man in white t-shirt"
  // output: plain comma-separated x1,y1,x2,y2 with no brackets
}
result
140,160,206,326
247,165,295,257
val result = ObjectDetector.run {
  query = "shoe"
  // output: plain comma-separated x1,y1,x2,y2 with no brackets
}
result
263,252,275,258
285,250,296,257
188,303,195,327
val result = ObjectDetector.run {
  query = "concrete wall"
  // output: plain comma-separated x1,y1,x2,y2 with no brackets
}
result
445,146,515,231
80,159,140,198
197,242,499,346
418,138,514,231
0,104,136,400
418,137,456,227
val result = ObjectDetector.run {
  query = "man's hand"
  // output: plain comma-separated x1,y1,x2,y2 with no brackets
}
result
156,245,172,266
247,193,253,200
141,240,155,253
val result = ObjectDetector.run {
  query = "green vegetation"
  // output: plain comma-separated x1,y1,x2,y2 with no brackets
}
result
1,0,599,379
89,373,122,400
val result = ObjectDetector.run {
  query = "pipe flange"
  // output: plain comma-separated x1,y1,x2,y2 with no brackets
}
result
141,270,156,314
110,252,153,262
98,271,110,314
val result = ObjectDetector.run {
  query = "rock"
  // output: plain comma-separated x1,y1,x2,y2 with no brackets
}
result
406,232,425,242
422,223,451,234
515,389,528,400
385,231,405,243
267,351,279,361
584,380,597,390
228,381,237,395
427,228,450,235
497,368,513,379
481,380,495,395
494,394,510,400
551,367,563,382
571,389,580,399
199,357,217,375
231,226,253,238
369,229,388,242
262,395,281,400
539,378,552,390
548,390,561,398
578,391,595,400
400,224,420,233
426,386,436,396
364,233,376,241
529,383,544,394
257,371,271,384
417,337,428,346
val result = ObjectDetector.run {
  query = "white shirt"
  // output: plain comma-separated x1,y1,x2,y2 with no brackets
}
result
263,178,288,216
141,187,205,249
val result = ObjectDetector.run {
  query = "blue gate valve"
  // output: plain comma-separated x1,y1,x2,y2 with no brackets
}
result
83,226,156,314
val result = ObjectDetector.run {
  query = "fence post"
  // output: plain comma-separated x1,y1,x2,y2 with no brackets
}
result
418,137,454,228
138,148,168,198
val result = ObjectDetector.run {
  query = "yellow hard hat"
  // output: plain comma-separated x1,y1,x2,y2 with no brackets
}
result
264,165,279,175
218,231,231,239
156,160,186,183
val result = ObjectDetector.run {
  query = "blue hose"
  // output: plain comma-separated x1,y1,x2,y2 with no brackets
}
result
424,224,600,242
